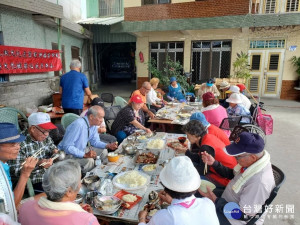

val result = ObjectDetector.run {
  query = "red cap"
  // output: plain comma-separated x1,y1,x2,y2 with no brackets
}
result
236,84,246,92
130,95,144,104
202,92,215,101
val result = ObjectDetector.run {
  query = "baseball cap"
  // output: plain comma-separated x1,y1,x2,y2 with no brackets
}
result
170,77,177,83
130,95,144,104
236,84,246,92
224,132,265,156
91,97,104,107
0,123,25,143
28,112,57,130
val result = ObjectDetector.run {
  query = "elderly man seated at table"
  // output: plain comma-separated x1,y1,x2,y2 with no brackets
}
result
226,93,251,124
111,95,152,143
200,132,275,225
58,105,118,173
226,85,251,110
129,81,155,119
138,156,219,225
0,123,38,207
19,160,99,225
171,121,236,187
197,78,220,100
9,112,58,192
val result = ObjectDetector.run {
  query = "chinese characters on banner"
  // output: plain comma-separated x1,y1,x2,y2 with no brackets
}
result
0,45,62,74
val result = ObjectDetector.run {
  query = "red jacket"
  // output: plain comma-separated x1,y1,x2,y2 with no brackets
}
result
201,134,237,186
207,124,231,146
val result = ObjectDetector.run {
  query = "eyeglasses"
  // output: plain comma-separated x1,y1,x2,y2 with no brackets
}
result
34,125,49,136
234,154,250,160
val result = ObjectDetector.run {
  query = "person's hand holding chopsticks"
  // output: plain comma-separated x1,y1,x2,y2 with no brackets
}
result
21,157,38,178
38,158,53,168
201,151,215,166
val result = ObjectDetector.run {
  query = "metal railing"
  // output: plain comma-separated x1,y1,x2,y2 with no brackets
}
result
99,0,122,17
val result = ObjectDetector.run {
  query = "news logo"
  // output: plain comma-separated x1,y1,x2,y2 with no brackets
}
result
224,202,243,220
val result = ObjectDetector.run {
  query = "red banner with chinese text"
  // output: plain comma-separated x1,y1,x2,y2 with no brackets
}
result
0,45,62,74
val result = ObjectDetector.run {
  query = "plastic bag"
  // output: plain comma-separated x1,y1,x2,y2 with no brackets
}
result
257,114,273,135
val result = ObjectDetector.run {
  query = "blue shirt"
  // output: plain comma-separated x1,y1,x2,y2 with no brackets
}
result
0,161,12,190
60,70,89,109
167,83,185,101
58,116,106,158
227,104,251,123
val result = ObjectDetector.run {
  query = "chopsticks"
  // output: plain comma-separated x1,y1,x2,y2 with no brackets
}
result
20,149,45,169
39,154,60,167
204,162,208,175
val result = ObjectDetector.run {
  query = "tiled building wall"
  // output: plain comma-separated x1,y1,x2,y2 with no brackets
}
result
125,0,249,21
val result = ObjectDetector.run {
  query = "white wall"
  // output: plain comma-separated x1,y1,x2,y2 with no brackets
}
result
46,0,82,21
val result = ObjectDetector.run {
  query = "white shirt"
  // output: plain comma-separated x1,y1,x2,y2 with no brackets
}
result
239,94,251,110
146,87,160,105
139,196,219,225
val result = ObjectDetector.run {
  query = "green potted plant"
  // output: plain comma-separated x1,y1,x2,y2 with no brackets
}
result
231,51,252,82
290,56,300,87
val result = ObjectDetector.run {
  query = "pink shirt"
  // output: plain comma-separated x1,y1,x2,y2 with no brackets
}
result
202,104,228,127
19,200,100,225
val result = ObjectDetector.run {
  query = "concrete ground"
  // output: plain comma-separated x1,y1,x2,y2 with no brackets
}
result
94,81,300,225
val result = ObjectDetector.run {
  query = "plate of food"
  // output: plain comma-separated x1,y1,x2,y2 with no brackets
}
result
114,190,142,209
146,139,165,150
177,113,191,119
112,171,150,191
142,164,157,174
137,135,148,143
167,140,187,149
136,152,159,164
93,195,122,214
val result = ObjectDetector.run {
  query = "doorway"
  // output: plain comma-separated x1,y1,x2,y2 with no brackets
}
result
249,49,285,97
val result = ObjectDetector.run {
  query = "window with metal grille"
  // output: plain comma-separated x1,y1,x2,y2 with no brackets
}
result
286,0,299,12
143,0,170,5
269,54,279,71
191,40,231,83
99,0,122,17
266,76,277,93
265,0,277,13
250,40,285,49
150,42,184,73
251,55,261,70
249,76,259,92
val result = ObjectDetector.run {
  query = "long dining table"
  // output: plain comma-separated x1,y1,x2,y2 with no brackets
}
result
85,132,187,224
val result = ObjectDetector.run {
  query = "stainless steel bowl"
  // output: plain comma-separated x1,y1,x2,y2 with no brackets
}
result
83,175,101,191
124,145,138,155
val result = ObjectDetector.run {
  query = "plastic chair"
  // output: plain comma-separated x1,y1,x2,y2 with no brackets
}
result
114,96,128,108
246,165,285,225
219,116,242,132
101,93,114,106
103,105,121,133
0,107,28,131
61,113,80,130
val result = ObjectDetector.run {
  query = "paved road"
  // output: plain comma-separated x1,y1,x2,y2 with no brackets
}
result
260,98,300,225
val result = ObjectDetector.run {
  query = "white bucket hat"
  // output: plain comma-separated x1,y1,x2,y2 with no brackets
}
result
159,156,201,192
226,93,242,104
226,85,240,94
219,81,230,89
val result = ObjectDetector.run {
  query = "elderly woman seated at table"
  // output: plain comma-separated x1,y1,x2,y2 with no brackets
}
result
138,156,219,225
111,95,152,143
167,77,186,102
201,92,228,128
170,120,237,187
147,78,167,112
19,160,99,225
226,93,251,123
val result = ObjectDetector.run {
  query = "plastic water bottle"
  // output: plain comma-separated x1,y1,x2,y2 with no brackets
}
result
95,156,101,167
195,97,198,103
105,179,114,196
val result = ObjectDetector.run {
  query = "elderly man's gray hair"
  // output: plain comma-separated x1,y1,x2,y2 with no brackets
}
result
70,59,81,69
87,105,104,117
142,81,151,88
42,160,81,202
